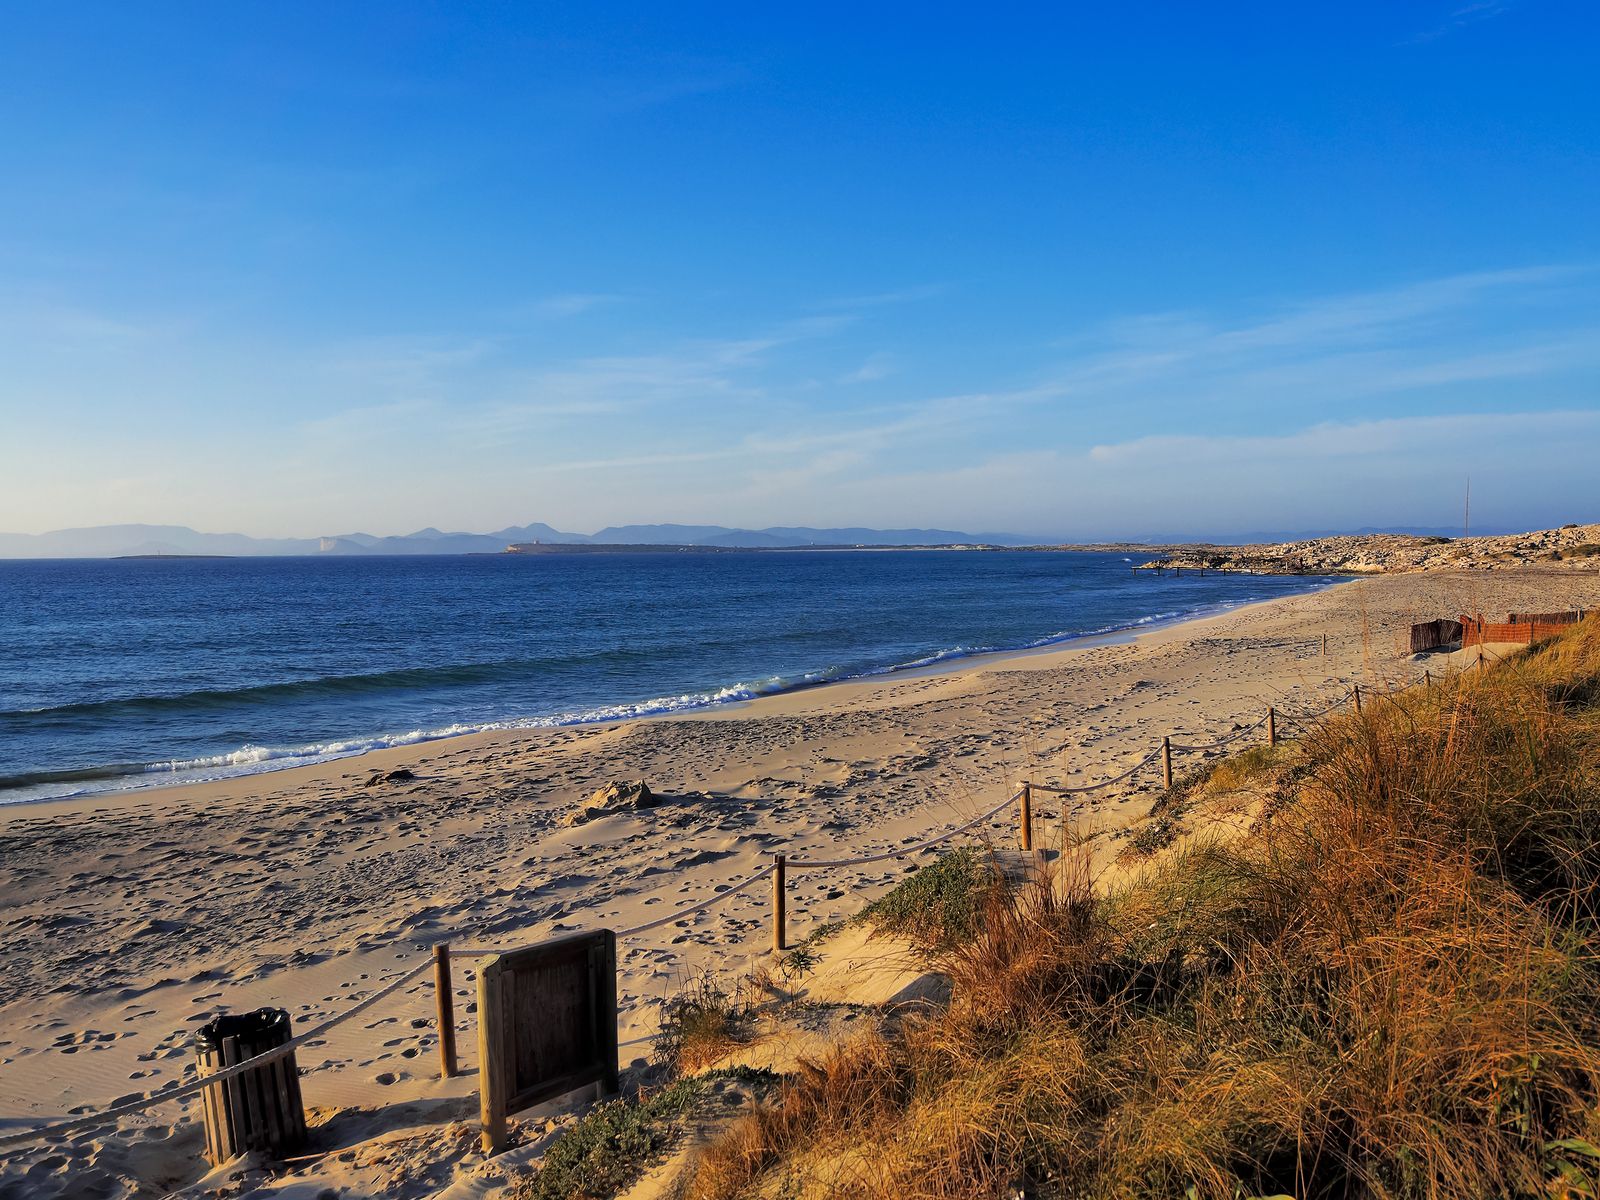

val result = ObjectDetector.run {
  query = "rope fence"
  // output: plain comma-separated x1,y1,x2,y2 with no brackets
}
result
0,960,433,1151
0,659,1450,1152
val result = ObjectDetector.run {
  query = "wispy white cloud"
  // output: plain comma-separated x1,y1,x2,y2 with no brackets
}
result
0,292,185,353
840,352,897,383
6,263,1597,539
817,283,948,310
725,409,1600,538
1409,0,1517,43
1016,264,1600,422
323,334,496,387
525,292,625,319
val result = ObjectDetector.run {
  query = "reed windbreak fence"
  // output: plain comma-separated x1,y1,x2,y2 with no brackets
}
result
1409,618,1464,655
0,659,1434,1155
1461,611,1583,648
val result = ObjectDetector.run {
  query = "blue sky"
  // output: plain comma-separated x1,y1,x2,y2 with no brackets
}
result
1,1,1596,539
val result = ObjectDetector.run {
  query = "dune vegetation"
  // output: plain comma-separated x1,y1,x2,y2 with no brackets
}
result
682,619,1600,1199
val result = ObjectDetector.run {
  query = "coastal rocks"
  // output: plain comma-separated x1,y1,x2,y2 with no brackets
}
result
562,779,655,826
1135,521,1600,576
362,768,417,788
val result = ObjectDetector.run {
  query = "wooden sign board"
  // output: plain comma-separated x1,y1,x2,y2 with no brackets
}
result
477,930,620,1153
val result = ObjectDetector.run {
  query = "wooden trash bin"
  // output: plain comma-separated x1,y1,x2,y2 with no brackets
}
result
194,1007,307,1165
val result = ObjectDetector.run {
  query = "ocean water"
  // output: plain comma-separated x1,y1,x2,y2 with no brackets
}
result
0,552,1340,804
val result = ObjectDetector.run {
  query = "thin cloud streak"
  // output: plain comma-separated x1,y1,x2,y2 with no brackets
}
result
4,263,1597,537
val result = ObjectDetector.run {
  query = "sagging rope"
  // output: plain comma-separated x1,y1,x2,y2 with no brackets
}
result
616,863,777,937
1168,710,1273,753
0,958,433,1152
1274,688,1355,724
787,787,1022,870
1026,743,1164,797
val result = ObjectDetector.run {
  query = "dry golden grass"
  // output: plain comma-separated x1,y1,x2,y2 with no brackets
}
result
685,619,1600,1200
656,972,755,1075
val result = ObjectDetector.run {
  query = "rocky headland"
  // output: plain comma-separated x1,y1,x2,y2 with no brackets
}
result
1134,521,1600,575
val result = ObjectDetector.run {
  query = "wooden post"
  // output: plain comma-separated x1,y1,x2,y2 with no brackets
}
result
478,956,507,1155
1161,737,1173,790
1018,782,1033,852
1353,684,1362,714
434,943,457,1080
1424,669,1431,690
1321,632,1327,656
1267,707,1277,748
771,854,786,953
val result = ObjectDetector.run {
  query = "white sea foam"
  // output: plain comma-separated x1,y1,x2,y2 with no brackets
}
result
0,588,1328,806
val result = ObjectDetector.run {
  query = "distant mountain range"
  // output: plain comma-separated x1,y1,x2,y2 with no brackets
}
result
0,521,1540,559
0,522,1036,558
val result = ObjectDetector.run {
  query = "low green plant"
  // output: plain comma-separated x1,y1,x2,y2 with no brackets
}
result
515,1067,782,1200
514,1078,702,1200
776,944,819,984
1127,815,1179,856
859,846,990,952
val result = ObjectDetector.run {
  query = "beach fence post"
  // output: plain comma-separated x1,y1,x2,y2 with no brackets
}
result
1425,669,1432,690
433,943,457,1079
477,957,507,1155
1161,737,1173,790
1267,707,1277,748
1321,632,1327,656
771,854,786,953
1018,782,1033,852
1353,685,1362,715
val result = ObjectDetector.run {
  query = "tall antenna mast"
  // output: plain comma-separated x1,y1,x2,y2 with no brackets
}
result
1463,475,1471,540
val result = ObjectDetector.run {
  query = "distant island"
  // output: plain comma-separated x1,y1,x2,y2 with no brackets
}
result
504,541,1005,555
0,521,1032,559
0,520,1545,561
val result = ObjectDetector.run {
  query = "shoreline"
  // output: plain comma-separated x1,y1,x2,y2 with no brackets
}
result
0,577,1347,812
6,568,1598,1200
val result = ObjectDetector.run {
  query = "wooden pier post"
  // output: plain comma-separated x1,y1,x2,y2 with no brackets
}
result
771,854,786,953
1161,737,1173,790
433,943,457,1079
1267,707,1277,748
1017,782,1033,852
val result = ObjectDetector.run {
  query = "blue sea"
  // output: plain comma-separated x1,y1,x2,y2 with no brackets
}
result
0,552,1340,804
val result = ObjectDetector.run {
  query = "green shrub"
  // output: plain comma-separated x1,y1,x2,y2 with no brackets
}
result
860,847,990,952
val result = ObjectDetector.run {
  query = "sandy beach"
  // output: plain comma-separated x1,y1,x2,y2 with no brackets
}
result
4,567,1599,1199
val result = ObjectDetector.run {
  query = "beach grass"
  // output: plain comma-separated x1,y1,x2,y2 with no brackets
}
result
682,617,1600,1199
